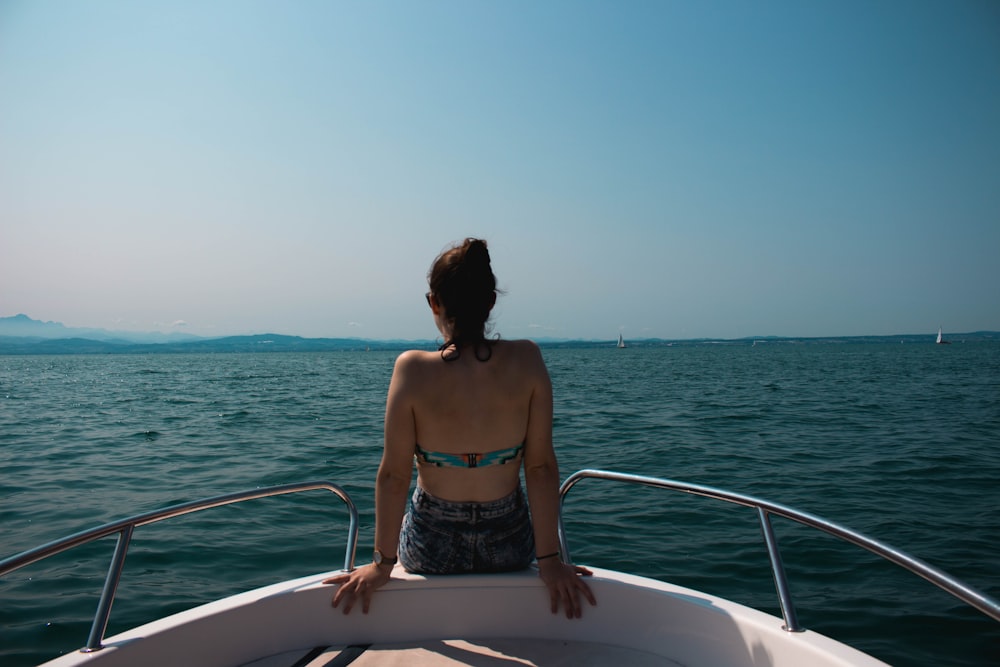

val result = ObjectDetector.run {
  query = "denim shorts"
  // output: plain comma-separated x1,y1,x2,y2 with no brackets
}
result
398,485,535,574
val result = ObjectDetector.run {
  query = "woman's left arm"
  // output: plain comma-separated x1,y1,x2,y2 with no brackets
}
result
520,342,596,618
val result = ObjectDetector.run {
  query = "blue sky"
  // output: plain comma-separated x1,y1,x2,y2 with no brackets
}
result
2,1,998,340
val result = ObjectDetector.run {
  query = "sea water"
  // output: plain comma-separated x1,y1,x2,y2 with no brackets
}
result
1,343,998,666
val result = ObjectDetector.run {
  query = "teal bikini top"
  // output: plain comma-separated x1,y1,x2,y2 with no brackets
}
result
415,442,524,468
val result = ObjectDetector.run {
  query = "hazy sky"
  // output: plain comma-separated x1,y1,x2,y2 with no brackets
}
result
2,1,998,340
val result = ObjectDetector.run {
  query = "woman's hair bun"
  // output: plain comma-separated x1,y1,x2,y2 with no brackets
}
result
428,237,501,357
465,238,489,263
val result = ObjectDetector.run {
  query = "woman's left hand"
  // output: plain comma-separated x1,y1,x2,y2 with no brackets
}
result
323,563,392,614
537,559,597,618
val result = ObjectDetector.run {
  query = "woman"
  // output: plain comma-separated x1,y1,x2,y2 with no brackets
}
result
325,238,595,618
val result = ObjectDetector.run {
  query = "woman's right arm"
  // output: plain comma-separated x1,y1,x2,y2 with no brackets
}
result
374,351,421,557
325,352,418,613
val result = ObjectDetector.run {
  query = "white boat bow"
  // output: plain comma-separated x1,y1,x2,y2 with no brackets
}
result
3,471,998,666
39,567,889,667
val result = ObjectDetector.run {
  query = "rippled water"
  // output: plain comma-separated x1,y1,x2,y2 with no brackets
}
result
1,343,998,666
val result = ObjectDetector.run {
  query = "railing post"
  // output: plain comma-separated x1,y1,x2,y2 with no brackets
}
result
343,510,359,572
757,508,802,632
557,498,572,566
83,524,134,652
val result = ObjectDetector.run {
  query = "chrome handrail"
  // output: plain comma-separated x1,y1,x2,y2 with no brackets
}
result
558,469,1000,631
0,481,359,653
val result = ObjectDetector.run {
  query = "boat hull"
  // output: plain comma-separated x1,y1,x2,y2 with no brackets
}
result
41,567,889,667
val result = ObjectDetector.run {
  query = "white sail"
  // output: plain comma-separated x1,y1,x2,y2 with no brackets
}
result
936,327,943,344
617,333,626,348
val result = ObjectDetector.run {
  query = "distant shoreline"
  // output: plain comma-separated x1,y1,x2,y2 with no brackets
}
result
1,331,997,355
2,314,996,355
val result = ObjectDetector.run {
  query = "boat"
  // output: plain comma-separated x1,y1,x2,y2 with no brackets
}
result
2,470,998,667
617,333,626,348
936,327,951,344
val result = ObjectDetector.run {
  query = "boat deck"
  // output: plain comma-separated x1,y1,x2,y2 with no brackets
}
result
245,638,678,667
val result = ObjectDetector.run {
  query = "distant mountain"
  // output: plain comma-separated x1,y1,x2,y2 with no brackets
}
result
1,314,996,355
0,315,436,354
0,314,202,344
120,334,429,354
0,333,434,355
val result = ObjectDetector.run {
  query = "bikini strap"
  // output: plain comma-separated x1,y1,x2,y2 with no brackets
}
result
415,443,523,468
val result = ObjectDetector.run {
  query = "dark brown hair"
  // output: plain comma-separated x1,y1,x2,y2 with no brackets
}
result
428,238,500,360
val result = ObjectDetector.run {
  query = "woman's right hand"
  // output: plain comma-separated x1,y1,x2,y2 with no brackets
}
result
537,559,597,618
323,563,392,614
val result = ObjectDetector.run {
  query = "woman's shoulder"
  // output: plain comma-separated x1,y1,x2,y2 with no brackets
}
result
388,349,442,392
494,339,547,370
393,348,439,369
393,340,544,370
497,338,543,356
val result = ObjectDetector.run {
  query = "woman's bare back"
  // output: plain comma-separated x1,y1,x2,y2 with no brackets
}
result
389,339,551,501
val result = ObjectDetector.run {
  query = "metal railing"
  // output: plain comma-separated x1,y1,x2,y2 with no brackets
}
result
5,471,998,654
557,469,1000,632
0,481,359,653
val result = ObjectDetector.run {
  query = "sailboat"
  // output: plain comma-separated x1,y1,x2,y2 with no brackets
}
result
936,327,951,345
617,332,626,348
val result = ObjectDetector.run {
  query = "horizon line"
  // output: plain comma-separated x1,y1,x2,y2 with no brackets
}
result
1,314,996,345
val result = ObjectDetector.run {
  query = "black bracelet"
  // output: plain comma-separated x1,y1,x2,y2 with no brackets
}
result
536,551,560,561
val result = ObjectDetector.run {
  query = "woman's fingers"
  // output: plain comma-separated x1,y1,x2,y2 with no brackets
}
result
548,581,560,613
575,573,597,607
325,564,390,615
565,587,578,618
331,581,353,611
361,585,373,614
561,583,583,618
540,562,597,618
